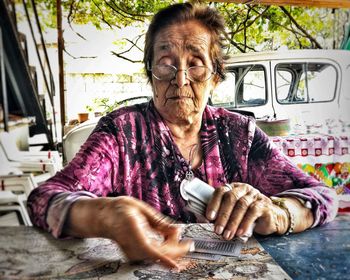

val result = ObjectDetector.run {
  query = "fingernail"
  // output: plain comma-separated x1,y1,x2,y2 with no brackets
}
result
189,241,195,252
208,210,216,220
238,236,249,243
172,265,181,273
236,228,244,236
223,230,231,240
215,225,224,235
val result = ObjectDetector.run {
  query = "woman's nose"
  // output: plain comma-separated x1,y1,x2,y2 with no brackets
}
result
172,69,189,88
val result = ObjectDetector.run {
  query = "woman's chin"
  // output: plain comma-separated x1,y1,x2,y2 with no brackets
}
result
164,108,200,124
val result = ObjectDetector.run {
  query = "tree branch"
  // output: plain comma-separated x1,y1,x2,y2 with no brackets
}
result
92,0,114,29
224,33,247,53
125,38,143,52
235,41,257,52
242,6,252,52
105,0,145,23
114,1,149,18
109,34,144,63
234,6,269,35
63,48,97,59
110,51,142,63
280,6,322,49
67,0,78,25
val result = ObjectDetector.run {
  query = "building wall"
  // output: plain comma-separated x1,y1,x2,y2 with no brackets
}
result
65,73,152,121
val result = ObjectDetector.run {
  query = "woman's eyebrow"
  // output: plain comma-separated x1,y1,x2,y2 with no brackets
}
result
155,41,172,51
186,43,205,54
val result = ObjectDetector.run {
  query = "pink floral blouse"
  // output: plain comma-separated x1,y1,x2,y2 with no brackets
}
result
27,101,338,237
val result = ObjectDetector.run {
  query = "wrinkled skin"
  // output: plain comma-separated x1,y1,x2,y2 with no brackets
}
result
206,183,287,240
67,196,192,269
102,197,192,268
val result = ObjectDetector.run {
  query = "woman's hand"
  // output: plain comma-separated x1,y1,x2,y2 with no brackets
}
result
65,196,193,268
205,183,289,240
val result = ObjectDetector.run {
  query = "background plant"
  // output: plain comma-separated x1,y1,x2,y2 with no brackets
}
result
17,0,350,61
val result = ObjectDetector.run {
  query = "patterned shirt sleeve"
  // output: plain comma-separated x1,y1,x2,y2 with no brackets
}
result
27,116,120,234
247,125,338,227
46,192,96,238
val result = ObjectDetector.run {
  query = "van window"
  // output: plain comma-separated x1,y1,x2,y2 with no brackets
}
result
276,63,337,104
212,72,236,107
212,64,267,108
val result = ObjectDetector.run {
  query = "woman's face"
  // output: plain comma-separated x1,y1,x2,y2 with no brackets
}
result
151,20,217,125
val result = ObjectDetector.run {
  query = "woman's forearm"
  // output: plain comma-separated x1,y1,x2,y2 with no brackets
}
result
282,197,314,234
63,197,113,239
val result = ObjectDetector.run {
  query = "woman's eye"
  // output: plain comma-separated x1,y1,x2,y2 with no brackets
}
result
190,59,204,67
158,58,173,66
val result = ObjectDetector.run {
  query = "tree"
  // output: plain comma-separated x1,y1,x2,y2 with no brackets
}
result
19,0,350,60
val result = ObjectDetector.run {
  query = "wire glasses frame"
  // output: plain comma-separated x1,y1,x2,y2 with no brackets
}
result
149,64,216,83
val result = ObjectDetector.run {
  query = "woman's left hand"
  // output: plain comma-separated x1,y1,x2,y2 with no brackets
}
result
205,183,288,240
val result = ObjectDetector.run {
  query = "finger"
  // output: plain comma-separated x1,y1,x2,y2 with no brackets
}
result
235,198,266,238
165,225,183,242
130,200,192,267
138,200,176,232
124,217,180,268
159,237,194,259
218,190,258,239
206,185,240,221
212,185,251,234
142,242,180,268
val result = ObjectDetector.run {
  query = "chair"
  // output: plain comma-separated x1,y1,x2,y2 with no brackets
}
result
0,131,63,171
63,118,100,163
63,97,151,163
0,212,21,226
0,174,37,197
0,191,32,226
0,144,55,184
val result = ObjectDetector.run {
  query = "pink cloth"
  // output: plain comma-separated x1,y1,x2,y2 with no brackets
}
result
27,101,338,237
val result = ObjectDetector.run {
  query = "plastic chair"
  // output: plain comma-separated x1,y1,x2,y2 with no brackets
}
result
0,212,21,226
0,144,56,183
63,118,100,163
0,131,63,171
0,191,32,226
0,174,37,197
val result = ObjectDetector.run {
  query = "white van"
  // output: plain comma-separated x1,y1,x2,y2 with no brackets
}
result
212,50,350,135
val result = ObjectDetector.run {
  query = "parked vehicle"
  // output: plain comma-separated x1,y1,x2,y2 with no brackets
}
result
212,50,350,135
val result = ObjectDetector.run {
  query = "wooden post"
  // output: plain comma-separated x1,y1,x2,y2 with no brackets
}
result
57,0,65,147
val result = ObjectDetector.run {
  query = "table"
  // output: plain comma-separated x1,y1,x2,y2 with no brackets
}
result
271,134,350,162
0,215,349,279
271,134,350,194
0,224,289,280
258,213,350,280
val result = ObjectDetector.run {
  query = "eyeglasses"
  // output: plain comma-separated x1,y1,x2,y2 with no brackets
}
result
150,64,215,83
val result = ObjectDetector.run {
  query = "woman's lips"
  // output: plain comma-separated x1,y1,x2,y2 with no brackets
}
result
167,95,191,99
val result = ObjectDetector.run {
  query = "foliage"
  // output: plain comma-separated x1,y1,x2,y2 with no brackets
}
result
85,97,131,115
19,0,350,57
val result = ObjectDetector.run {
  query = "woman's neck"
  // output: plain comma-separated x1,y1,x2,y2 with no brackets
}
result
166,120,203,169
165,115,202,140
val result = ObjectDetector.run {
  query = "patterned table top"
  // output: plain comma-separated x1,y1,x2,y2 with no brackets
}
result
271,134,350,164
0,224,290,279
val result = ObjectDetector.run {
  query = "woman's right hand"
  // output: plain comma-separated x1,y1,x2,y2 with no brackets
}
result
65,196,193,268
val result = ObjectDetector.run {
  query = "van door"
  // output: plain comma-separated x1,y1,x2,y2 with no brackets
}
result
212,61,274,118
270,59,340,133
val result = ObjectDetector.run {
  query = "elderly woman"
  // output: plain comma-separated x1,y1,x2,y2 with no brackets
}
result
28,3,337,268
